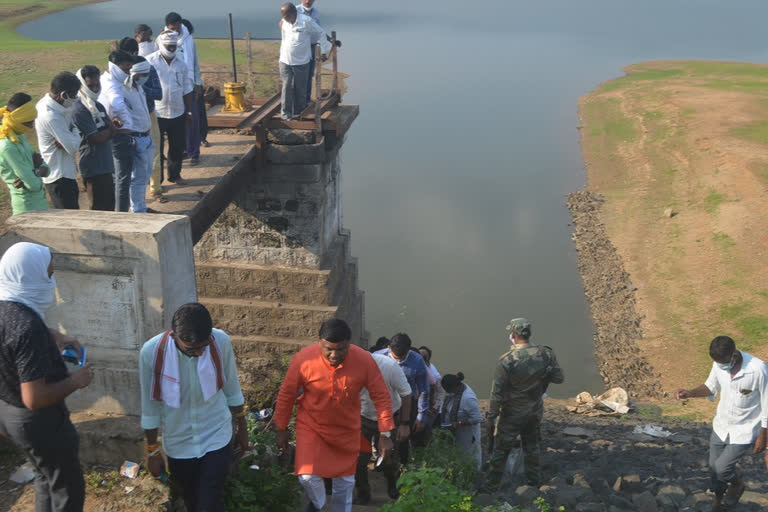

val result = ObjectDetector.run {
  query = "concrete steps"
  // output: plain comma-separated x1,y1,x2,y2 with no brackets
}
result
196,261,337,306
201,296,337,339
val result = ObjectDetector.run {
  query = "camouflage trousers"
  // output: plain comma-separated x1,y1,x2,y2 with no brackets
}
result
484,410,543,490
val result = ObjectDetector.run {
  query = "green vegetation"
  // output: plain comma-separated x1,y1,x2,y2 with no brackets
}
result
711,231,735,249
224,415,300,512
731,120,768,145
703,188,726,213
381,430,563,512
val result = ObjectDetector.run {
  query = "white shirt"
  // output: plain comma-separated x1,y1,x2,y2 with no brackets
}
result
98,68,151,134
705,351,768,444
361,354,411,421
279,13,331,66
170,25,202,87
139,329,245,459
146,52,194,120
296,4,321,44
35,94,81,183
428,362,446,413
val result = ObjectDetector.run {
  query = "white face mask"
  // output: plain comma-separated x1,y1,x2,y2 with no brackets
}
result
38,275,57,316
160,46,176,59
60,92,77,109
509,333,516,345
139,41,155,54
135,76,149,87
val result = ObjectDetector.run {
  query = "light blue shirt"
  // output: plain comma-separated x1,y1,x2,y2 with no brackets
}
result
296,4,321,44
139,328,245,459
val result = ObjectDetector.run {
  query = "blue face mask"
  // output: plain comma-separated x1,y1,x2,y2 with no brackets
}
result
716,361,733,371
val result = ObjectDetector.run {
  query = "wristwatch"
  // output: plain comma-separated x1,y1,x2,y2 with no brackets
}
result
380,431,392,438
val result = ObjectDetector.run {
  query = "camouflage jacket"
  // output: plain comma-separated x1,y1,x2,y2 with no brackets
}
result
487,344,564,422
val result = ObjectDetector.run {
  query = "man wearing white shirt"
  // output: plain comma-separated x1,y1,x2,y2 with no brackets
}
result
98,52,154,212
165,12,203,167
279,3,331,120
676,336,768,511
139,302,247,512
356,353,411,504
35,72,82,209
296,0,320,105
146,30,194,187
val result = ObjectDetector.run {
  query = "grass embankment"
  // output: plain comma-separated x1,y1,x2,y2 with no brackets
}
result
580,60,768,419
0,0,279,218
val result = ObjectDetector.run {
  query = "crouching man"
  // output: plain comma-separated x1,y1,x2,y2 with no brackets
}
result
139,302,248,512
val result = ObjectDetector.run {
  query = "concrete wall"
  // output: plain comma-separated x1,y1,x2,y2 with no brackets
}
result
0,211,197,416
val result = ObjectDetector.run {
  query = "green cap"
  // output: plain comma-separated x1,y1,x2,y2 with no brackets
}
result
506,318,532,336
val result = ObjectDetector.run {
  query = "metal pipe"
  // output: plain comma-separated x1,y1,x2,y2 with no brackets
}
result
228,13,238,83
331,31,338,97
315,44,322,134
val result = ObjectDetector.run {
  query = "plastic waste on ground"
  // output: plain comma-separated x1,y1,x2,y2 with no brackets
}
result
568,387,633,416
633,424,674,438
9,462,35,484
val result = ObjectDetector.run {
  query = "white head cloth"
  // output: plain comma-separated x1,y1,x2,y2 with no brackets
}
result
158,29,179,47
125,60,151,88
76,68,103,125
0,242,56,319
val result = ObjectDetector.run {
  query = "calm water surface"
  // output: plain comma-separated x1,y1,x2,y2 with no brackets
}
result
21,1,768,397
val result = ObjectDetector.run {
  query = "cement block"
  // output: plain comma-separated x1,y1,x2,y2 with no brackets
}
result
266,138,326,164
1,210,198,416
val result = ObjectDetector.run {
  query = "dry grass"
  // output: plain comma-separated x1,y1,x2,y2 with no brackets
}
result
579,60,768,416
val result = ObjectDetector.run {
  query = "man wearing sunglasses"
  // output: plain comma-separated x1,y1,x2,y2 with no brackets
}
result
676,335,768,511
138,303,247,512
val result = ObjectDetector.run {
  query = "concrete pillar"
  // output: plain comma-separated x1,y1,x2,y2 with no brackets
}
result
194,105,367,407
0,211,197,416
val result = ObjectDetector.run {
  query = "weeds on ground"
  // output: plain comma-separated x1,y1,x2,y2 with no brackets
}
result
223,412,300,512
382,430,564,511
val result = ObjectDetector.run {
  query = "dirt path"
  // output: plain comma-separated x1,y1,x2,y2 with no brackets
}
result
577,60,768,414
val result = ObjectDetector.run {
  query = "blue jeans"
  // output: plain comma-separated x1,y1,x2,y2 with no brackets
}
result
709,431,752,494
112,133,135,212
279,61,310,119
130,135,154,213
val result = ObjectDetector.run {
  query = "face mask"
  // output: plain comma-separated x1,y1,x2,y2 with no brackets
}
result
716,361,733,371
139,41,155,54
60,93,76,109
509,334,516,345
135,76,149,87
160,47,176,59
38,275,57,315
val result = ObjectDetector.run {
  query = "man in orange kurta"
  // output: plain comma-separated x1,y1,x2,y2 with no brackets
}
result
275,319,395,512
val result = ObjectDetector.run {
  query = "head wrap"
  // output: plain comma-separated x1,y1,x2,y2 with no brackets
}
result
125,60,151,89
0,102,36,144
158,29,179,47
0,242,57,319
76,68,104,125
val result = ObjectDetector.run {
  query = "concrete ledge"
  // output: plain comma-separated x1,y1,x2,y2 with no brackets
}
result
258,163,323,184
70,412,144,466
266,136,326,164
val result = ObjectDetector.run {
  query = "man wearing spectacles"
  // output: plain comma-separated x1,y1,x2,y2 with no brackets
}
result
138,302,247,512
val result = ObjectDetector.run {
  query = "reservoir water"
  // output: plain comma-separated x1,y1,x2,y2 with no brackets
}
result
20,1,768,398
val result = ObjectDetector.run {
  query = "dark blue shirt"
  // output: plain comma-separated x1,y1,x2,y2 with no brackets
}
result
375,348,430,421
72,100,114,178
142,66,163,113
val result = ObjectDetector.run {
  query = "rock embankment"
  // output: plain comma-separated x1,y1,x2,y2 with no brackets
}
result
566,191,664,399
494,406,768,511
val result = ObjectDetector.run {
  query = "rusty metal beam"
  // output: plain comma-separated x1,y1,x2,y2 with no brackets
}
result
239,92,282,131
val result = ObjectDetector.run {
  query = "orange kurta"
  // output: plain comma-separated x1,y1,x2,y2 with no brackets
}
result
274,344,395,477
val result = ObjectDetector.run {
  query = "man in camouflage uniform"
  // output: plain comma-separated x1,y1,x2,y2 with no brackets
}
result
482,318,564,491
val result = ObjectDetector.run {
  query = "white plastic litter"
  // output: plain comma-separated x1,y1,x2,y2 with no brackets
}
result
124,486,135,494
249,465,260,470
9,462,35,484
633,424,673,438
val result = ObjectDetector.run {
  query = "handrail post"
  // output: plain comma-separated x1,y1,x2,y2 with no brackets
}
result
331,31,339,97
315,44,322,134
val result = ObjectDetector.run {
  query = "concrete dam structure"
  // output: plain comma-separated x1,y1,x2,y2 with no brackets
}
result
0,101,365,463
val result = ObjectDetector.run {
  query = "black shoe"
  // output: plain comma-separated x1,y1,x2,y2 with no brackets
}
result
303,502,320,512
387,484,399,500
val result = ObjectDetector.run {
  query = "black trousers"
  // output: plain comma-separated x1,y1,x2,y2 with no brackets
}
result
83,173,115,211
356,413,400,498
167,442,232,512
44,177,79,210
158,115,186,183
0,400,85,512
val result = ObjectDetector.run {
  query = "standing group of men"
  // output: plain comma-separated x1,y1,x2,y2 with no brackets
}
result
0,239,765,512
0,11,207,216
